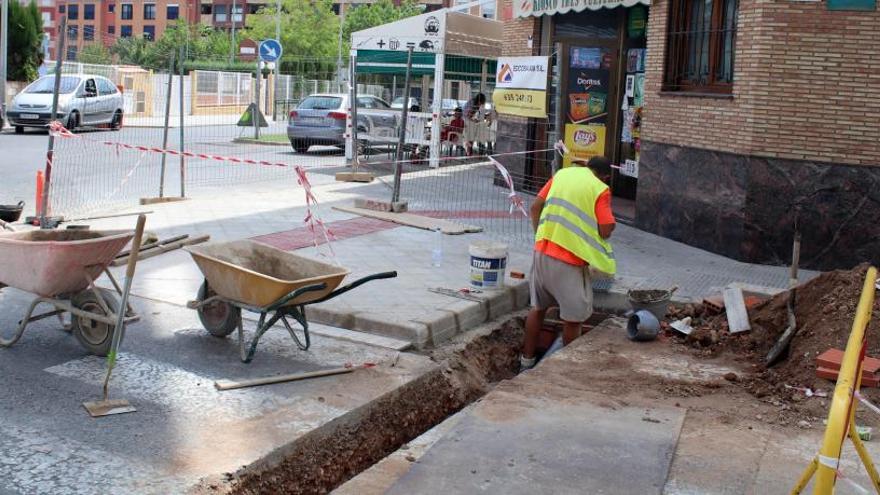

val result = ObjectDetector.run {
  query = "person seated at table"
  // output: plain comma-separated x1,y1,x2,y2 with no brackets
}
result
441,107,465,143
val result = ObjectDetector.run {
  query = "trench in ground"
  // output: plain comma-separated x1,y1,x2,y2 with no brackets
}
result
217,312,611,495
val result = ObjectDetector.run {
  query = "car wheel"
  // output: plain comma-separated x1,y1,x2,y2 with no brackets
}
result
110,111,123,130
292,139,309,153
14,126,24,134
66,111,79,132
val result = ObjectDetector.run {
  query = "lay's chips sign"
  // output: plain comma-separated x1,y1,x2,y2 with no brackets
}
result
563,124,606,167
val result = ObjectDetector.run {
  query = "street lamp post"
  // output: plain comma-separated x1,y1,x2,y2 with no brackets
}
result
1,0,8,127
230,0,237,64
335,0,345,90
274,0,280,118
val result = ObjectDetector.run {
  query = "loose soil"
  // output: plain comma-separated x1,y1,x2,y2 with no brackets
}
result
213,317,525,495
666,263,880,422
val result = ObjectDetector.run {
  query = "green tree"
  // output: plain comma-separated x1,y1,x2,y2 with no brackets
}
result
78,43,112,65
342,0,423,44
245,0,339,62
110,36,159,67
6,0,44,81
150,20,235,66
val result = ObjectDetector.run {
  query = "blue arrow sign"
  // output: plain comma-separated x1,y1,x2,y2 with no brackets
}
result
259,39,283,63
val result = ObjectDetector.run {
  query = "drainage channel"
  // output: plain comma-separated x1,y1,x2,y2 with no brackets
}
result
213,313,609,495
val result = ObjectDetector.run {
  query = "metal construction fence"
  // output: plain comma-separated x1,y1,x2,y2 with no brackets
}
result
39,46,555,253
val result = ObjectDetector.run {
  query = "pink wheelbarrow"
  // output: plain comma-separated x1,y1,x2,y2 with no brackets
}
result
0,229,141,355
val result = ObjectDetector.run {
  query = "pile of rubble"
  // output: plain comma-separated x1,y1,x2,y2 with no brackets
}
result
664,264,879,417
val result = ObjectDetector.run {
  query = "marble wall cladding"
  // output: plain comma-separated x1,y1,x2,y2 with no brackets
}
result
636,141,880,271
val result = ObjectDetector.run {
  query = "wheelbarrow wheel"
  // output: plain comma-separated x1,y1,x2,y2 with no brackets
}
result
197,280,239,338
71,289,120,357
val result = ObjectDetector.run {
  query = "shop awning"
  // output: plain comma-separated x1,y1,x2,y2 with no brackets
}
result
514,0,650,18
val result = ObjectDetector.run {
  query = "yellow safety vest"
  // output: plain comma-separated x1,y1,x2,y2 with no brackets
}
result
535,167,616,274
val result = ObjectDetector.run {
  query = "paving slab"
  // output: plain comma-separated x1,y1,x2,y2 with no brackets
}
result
387,398,684,495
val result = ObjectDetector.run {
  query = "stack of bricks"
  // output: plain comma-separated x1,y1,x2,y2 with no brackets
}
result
642,0,880,167
816,348,880,387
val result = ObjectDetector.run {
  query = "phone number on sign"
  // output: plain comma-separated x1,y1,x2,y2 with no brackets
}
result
503,93,533,103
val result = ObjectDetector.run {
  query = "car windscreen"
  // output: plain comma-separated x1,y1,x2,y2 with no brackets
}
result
298,96,342,110
25,76,81,94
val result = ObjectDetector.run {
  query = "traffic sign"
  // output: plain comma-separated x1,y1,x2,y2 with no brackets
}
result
259,39,283,63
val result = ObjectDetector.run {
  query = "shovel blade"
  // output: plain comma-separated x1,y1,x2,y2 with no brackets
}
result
83,399,136,417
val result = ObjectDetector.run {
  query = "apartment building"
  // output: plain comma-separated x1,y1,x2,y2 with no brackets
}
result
55,0,197,59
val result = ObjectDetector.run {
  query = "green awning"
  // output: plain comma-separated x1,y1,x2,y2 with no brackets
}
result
355,50,498,81
355,50,436,76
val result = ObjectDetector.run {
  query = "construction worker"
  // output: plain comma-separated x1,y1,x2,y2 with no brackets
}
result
520,155,616,370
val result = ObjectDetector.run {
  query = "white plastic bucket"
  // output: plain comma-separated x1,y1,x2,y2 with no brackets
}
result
469,241,508,290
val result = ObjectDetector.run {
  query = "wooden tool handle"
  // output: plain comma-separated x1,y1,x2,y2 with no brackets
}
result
126,215,147,280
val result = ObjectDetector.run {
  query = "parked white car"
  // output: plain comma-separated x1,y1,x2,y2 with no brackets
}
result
7,74,124,133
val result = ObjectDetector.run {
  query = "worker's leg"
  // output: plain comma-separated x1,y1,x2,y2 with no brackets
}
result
522,307,546,361
562,321,582,345
555,264,593,347
521,252,555,370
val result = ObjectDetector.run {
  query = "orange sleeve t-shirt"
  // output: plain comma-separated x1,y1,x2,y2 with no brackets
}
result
534,178,615,267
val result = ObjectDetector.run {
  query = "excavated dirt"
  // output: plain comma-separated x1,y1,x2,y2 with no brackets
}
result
216,317,524,495
666,263,880,420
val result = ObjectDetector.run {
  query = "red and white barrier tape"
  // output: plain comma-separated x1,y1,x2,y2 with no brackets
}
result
49,120,336,256
488,156,530,218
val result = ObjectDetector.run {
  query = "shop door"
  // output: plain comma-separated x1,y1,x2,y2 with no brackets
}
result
559,44,619,169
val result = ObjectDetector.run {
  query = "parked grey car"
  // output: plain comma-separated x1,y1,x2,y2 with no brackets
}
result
7,74,124,133
288,94,398,153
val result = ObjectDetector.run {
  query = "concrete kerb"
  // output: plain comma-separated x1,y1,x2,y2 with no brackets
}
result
305,280,530,349
231,137,290,147
304,281,674,351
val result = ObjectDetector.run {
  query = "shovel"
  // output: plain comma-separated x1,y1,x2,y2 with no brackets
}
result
83,214,146,417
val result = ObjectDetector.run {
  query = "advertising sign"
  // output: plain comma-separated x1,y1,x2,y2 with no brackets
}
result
563,124,606,167
351,11,446,53
515,0,650,19
493,56,549,118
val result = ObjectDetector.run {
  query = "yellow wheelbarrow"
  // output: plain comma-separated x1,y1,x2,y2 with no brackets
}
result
185,240,396,363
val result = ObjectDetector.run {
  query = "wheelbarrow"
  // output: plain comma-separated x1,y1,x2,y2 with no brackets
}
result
185,240,397,363
0,228,141,355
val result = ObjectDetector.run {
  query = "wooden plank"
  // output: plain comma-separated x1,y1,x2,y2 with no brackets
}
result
214,367,354,391
334,206,482,235
335,172,375,183
111,234,210,266
723,287,751,334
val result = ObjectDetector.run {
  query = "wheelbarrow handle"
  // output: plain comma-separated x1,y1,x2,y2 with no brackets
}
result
267,282,328,311
311,271,398,304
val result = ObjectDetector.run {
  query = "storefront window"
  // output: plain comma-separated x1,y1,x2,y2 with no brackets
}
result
664,0,737,93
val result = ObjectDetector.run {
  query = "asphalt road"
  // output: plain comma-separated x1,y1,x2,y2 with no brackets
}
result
0,123,347,219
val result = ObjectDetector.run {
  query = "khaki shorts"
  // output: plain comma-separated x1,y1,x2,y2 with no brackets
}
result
529,251,593,322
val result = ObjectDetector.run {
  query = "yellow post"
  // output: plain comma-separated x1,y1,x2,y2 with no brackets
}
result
813,266,877,494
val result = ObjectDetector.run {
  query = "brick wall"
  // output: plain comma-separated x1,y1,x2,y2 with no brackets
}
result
642,0,880,166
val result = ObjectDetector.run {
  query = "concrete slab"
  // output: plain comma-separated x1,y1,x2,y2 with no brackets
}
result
0,287,434,494
386,398,684,495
